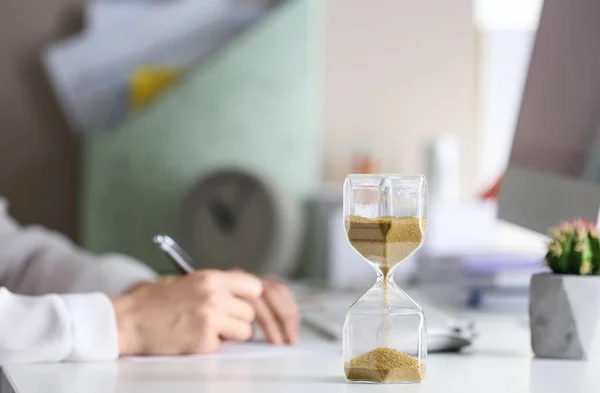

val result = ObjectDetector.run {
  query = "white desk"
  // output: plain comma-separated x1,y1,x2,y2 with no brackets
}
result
2,312,598,393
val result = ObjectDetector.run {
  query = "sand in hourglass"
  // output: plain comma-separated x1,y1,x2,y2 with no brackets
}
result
344,215,426,382
344,216,426,269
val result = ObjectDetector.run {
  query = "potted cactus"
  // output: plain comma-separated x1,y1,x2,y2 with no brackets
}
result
530,219,600,360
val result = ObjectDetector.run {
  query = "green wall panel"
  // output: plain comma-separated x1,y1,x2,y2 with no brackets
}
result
81,0,321,273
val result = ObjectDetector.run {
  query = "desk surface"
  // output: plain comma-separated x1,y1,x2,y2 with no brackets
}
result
3,313,598,393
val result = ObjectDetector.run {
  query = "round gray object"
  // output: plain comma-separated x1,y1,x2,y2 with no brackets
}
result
178,169,303,276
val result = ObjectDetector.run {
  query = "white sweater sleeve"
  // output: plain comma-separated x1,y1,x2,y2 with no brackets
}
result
0,289,119,364
0,198,158,364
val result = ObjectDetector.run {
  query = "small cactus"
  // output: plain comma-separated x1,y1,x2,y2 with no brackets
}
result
546,219,600,275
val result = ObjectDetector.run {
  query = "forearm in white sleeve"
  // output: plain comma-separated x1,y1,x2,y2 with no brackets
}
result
0,288,118,364
0,198,157,296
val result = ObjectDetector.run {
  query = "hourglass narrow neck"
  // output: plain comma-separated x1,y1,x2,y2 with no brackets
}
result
369,266,414,308
375,264,399,286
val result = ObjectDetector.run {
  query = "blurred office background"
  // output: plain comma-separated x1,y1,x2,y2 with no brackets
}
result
0,0,547,304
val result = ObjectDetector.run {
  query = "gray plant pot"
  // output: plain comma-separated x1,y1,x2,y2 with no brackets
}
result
530,273,600,360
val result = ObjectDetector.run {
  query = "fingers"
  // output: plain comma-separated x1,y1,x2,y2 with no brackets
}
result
218,315,254,342
224,295,255,322
189,270,262,299
182,270,299,349
262,280,300,345
253,297,285,345
222,270,263,300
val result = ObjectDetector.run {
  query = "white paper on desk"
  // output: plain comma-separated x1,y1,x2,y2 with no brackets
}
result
44,0,269,134
122,342,339,362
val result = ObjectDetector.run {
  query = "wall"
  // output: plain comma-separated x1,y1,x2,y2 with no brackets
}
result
0,0,81,238
0,0,478,243
322,0,478,196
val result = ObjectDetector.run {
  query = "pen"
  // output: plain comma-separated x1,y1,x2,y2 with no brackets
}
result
153,234,195,274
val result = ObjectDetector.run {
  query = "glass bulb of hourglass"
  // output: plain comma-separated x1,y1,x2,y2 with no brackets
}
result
342,175,427,384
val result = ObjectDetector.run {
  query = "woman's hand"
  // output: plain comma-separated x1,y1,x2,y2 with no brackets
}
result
155,271,301,346
112,270,262,356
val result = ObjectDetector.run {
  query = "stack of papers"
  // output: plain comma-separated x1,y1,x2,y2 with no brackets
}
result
43,0,274,134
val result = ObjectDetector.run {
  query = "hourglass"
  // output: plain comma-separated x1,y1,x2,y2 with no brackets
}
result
343,174,427,384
